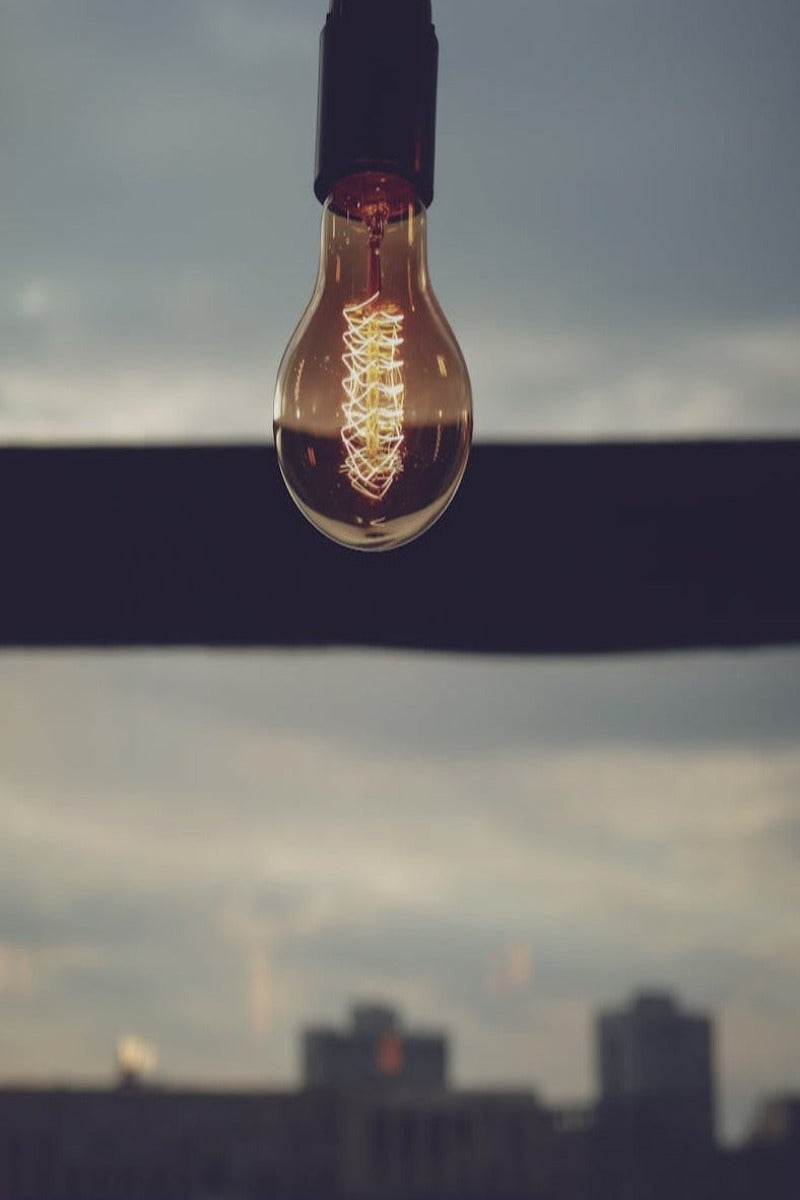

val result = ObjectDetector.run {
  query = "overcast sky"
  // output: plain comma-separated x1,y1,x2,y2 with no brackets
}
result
1,0,799,440
1,650,800,1143
1,0,799,1151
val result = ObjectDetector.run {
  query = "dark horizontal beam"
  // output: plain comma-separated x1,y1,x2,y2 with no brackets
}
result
1,442,798,654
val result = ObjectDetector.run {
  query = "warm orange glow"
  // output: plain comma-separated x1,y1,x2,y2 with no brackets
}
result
116,1035,158,1078
376,1032,404,1077
341,296,405,501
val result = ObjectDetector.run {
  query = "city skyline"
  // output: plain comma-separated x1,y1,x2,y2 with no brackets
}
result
2,984,795,1160
2,651,799,1143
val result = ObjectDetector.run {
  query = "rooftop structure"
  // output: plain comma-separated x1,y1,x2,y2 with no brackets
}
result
596,991,715,1145
303,1002,448,1093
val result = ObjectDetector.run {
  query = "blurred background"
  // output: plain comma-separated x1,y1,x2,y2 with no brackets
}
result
1,0,799,1167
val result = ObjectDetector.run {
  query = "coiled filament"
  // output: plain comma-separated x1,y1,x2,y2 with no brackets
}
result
341,296,405,501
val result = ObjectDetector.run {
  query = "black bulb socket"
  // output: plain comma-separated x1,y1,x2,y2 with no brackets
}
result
314,0,439,208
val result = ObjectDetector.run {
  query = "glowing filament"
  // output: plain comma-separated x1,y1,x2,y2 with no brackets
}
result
341,296,405,501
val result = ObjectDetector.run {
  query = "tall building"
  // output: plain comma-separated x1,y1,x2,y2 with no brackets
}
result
596,991,715,1144
303,1002,447,1093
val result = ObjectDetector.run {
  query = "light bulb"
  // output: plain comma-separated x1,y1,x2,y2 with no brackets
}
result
274,173,472,551
273,0,472,551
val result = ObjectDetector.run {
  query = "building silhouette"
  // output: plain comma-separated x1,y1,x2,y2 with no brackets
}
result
0,1087,339,1200
0,1085,555,1200
303,1003,447,1093
0,992,797,1199
596,990,715,1145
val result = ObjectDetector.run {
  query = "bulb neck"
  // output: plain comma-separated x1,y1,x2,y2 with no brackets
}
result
314,1,439,208
330,173,420,222
318,175,430,302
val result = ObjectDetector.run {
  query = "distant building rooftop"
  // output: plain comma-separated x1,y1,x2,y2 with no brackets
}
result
303,1002,448,1093
596,989,716,1146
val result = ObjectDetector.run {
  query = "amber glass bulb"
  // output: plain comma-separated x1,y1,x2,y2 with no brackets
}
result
274,173,472,551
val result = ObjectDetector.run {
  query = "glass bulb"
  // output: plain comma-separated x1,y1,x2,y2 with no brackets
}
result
274,173,472,551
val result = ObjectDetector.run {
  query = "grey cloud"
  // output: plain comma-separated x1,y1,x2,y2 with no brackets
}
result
2,0,799,440
0,877,215,955
1,649,799,1135
749,813,800,872
0,0,319,364
2,652,799,782
438,0,800,330
108,649,800,756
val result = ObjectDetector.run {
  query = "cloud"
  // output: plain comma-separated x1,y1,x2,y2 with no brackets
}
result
4,314,799,443
439,0,800,327
0,363,272,442
2,1,799,442
249,947,271,1039
486,944,534,998
468,319,800,440
0,943,34,997
1,650,799,1135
